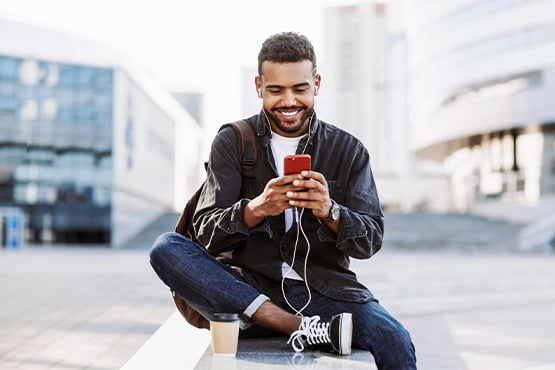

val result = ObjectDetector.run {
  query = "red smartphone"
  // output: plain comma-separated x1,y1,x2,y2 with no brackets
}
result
284,154,311,175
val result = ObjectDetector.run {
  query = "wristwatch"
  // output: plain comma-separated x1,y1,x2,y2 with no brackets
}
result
324,200,340,223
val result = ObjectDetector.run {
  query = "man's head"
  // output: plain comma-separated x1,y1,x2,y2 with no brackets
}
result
257,32,317,76
255,32,321,138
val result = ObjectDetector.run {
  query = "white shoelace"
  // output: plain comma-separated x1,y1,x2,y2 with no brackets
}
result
287,315,331,352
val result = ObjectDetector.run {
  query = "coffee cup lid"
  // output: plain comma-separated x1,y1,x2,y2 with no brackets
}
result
210,313,239,322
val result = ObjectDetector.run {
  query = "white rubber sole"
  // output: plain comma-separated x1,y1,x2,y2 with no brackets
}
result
337,312,353,355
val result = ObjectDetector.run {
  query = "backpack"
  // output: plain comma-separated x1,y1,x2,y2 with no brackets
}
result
174,119,257,241
171,120,257,329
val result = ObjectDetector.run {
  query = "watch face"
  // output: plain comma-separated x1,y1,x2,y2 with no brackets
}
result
331,204,340,221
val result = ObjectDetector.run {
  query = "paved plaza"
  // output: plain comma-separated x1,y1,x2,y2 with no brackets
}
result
0,245,175,370
1,243,555,369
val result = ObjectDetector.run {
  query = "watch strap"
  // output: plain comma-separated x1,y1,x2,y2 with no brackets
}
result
324,199,339,222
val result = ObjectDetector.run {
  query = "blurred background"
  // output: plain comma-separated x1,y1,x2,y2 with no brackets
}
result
1,0,554,251
1,0,555,251
1,1,555,369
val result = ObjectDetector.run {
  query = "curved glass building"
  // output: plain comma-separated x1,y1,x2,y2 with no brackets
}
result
404,0,555,211
0,18,202,246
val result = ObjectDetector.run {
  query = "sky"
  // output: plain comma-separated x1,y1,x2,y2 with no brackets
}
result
0,0,361,133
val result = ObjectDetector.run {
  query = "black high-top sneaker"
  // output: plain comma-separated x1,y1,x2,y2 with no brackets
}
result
287,313,353,355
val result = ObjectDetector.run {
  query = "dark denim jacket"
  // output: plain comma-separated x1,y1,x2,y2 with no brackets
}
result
194,111,384,303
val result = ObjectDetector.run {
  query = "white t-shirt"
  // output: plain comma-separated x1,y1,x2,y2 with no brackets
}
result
270,132,305,281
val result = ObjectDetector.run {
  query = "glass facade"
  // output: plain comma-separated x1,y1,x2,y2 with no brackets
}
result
0,54,113,243
404,0,555,210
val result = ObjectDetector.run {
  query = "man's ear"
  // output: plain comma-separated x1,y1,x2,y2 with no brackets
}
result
314,74,321,95
255,76,262,98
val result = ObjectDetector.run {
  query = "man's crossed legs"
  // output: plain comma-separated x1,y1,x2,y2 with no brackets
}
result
150,232,416,369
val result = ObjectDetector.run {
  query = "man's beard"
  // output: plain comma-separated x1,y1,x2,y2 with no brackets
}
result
266,107,314,135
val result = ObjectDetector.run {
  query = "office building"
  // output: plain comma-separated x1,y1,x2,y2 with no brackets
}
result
172,92,204,127
320,2,449,211
0,18,202,247
404,0,555,211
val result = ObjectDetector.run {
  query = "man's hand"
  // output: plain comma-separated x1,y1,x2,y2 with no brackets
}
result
286,170,333,220
244,175,302,228
244,171,339,233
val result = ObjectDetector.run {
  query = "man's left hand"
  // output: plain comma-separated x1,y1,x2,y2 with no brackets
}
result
286,170,332,220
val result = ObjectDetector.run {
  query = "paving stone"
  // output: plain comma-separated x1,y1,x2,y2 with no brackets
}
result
2,226,555,369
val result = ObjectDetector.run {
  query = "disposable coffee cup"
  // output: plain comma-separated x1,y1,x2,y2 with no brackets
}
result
209,313,240,356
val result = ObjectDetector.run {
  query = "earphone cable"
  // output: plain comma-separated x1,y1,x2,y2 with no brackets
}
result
281,207,312,317
264,109,315,316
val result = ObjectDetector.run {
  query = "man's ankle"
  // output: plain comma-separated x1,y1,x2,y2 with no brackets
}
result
251,301,302,335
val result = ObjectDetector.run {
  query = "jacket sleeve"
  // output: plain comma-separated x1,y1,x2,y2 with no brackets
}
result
318,145,384,260
192,126,270,255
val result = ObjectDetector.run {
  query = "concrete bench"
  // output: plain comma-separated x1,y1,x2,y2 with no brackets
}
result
122,311,376,369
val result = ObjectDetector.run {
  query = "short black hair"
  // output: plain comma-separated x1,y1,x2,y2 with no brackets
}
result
257,32,317,76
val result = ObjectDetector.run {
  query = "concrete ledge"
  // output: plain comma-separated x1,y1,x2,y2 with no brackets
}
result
121,311,210,370
195,338,375,369
123,310,376,370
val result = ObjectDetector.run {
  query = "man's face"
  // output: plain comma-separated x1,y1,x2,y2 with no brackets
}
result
256,60,320,138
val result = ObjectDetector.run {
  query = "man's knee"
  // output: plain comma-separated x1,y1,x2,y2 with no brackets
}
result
379,323,416,367
388,325,414,350
150,232,185,272
150,231,171,260
355,309,415,357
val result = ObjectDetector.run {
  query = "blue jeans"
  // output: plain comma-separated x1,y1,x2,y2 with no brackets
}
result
150,232,417,370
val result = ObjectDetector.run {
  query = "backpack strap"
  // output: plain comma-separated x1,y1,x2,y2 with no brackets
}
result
175,120,257,238
225,120,257,171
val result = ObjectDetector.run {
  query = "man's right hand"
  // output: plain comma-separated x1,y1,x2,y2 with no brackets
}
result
243,175,302,228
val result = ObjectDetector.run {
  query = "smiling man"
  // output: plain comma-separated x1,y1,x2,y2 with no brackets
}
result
150,32,417,369
255,58,320,136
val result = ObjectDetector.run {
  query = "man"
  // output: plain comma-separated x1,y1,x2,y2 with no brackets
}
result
150,31,416,369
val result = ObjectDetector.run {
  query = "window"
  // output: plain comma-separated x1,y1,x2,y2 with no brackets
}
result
0,56,19,81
